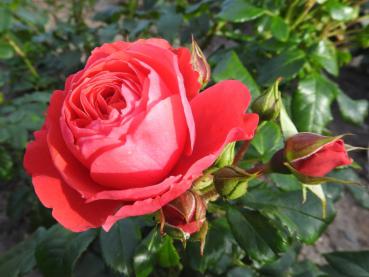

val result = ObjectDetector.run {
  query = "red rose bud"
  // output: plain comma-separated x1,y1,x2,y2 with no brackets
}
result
285,133,352,177
251,77,282,121
161,191,206,236
191,36,211,87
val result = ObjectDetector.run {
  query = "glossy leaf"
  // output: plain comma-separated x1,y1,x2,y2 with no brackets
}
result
241,188,335,244
292,74,338,133
227,207,290,264
258,49,305,85
311,40,338,76
268,15,290,42
185,218,237,274
218,0,265,22
35,225,97,277
250,121,283,163
157,236,180,268
328,3,359,21
324,251,369,276
100,218,141,275
133,229,162,277
212,51,260,98
337,90,369,125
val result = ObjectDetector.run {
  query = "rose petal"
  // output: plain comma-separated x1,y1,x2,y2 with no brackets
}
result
102,176,195,231
24,130,120,232
174,80,259,177
46,90,104,198
90,94,187,189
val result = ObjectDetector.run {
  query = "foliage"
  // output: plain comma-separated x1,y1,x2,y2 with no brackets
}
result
0,0,368,276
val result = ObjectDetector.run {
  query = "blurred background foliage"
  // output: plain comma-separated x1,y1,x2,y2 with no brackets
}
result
0,0,368,276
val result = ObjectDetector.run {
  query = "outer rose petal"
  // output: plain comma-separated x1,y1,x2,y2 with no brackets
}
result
292,140,352,177
102,176,196,231
24,130,120,232
46,90,104,198
174,80,259,176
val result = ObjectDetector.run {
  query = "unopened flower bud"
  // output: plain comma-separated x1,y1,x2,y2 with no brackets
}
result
214,142,236,168
214,166,256,200
160,191,207,238
252,77,282,121
191,36,211,87
281,133,352,183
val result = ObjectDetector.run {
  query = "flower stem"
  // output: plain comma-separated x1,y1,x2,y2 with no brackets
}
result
233,140,251,165
4,35,39,78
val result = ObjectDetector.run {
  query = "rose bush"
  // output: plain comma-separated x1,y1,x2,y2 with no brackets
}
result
23,38,258,232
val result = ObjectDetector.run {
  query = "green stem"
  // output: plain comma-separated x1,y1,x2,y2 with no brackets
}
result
233,140,251,166
285,0,300,23
291,0,316,30
5,35,39,78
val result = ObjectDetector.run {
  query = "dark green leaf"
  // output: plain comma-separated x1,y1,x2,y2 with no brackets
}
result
337,90,369,125
35,225,97,277
157,236,180,268
250,121,283,162
227,266,254,277
270,173,301,191
186,218,237,274
311,40,338,76
0,228,46,277
292,74,338,133
258,49,305,85
100,218,141,275
0,146,13,181
324,251,369,276
133,229,162,277
268,15,290,42
212,51,260,98
0,42,13,59
333,168,369,209
157,6,183,41
292,260,326,277
6,186,32,221
218,0,265,22
0,7,11,32
227,207,288,264
261,245,298,276
241,188,335,244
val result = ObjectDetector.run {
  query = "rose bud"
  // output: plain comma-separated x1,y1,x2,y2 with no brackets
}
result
161,191,206,236
214,166,257,200
284,133,352,177
191,36,211,87
251,77,282,121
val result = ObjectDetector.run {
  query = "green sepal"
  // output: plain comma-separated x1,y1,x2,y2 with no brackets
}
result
285,133,345,163
214,142,236,168
214,166,259,200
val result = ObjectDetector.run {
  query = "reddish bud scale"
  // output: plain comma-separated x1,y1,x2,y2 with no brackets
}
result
191,37,211,87
161,190,206,235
